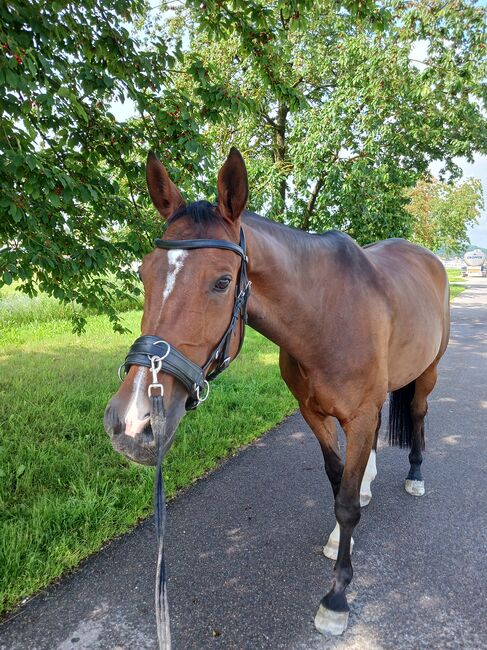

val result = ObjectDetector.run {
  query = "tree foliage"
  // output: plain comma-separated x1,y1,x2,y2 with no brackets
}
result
168,0,486,243
407,177,484,254
0,0,210,331
1,0,486,329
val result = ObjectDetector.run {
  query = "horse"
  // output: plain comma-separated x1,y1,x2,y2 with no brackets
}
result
104,148,450,639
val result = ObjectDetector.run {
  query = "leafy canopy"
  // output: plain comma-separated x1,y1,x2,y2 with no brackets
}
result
168,0,486,243
407,177,484,255
0,0,210,331
1,0,486,329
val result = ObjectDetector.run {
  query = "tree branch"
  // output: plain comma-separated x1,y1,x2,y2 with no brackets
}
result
302,177,325,230
261,112,278,129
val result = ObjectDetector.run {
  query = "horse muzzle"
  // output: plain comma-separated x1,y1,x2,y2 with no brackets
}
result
104,397,183,467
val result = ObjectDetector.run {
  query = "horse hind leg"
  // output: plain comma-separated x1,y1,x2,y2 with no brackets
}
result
389,364,439,495
405,364,438,497
359,410,381,507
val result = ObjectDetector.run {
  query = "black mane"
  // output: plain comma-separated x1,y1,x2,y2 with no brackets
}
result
168,200,219,225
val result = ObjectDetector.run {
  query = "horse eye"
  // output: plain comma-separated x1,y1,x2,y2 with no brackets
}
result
214,277,231,292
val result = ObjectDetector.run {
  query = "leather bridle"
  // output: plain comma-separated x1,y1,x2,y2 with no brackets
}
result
120,228,250,410
117,227,251,650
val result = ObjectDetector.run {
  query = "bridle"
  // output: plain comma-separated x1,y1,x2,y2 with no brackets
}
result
117,227,251,650
119,228,250,410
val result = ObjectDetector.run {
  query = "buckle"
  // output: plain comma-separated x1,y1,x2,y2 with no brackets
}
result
221,357,231,371
147,343,171,397
195,380,210,404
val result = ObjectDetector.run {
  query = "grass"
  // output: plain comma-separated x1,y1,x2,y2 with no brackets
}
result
0,281,143,330
0,309,296,616
446,268,467,300
0,267,466,616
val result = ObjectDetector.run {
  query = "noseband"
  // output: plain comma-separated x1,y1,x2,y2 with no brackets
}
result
120,228,250,410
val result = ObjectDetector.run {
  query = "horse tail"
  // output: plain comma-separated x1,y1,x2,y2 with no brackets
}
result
388,380,416,448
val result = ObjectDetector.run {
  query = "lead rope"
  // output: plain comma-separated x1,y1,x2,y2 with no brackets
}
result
149,356,172,650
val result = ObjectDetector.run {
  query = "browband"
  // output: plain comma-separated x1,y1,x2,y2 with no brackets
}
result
154,237,246,260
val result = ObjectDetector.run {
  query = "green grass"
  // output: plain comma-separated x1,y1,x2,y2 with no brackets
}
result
0,310,296,615
0,266,466,615
447,268,467,300
0,281,143,330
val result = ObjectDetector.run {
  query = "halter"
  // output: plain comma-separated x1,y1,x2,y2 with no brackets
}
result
120,228,251,410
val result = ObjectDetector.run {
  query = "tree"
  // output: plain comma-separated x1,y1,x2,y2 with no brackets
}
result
1,0,373,330
2,1,486,330
167,0,487,243
0,0,213,331
407,177,484,254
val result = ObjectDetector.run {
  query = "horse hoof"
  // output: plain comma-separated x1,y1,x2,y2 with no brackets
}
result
314,603,349,636
405,479,425,496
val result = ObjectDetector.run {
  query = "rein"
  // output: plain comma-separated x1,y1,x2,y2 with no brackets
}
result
119,228,250,650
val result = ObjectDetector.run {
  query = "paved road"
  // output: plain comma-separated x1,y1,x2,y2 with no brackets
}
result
1,279,486,650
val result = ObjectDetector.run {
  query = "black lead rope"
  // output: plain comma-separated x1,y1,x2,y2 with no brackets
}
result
150,392,171,650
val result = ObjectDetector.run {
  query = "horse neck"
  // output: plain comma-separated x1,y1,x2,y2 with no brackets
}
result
242,214,333,355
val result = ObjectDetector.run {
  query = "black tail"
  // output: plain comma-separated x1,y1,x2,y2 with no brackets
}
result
388,381,416,448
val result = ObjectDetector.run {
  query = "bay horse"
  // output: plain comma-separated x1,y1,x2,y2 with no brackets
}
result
104,148,450,639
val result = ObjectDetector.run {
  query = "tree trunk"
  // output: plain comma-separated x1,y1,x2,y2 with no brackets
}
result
275,103,288,208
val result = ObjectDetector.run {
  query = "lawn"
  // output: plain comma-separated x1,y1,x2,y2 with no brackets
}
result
0,268,466,615
0,307,296,616
446,268,467,300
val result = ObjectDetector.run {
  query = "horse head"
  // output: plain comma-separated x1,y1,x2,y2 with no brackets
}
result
104,148,249,465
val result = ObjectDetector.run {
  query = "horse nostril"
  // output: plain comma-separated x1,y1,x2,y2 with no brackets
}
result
104,403,123,436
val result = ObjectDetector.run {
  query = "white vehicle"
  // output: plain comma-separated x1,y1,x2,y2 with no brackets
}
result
463,249,486,277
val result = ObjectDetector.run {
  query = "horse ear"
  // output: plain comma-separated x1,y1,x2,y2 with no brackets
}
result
146,151,185,220
217,147,248,223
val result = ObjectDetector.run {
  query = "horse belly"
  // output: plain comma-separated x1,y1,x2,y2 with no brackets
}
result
387,302,445,392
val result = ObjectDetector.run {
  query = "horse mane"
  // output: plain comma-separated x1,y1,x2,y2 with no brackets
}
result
168,201,219,226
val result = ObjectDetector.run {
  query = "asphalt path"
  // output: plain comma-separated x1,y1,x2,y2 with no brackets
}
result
1,279,486,650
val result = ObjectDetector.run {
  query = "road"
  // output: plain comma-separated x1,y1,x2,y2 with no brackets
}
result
1,279,486,650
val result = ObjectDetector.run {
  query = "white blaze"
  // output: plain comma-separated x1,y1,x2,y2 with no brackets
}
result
162,249,187,306
124,367,149,437
124,250,187,438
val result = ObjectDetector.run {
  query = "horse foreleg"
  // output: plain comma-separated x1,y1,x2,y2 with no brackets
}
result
325,411,381,559
300,407,349,560
315,404,379,636
405,364,438,497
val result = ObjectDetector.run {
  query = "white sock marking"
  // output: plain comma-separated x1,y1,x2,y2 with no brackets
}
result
360,449,377,507
323,521,355,560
